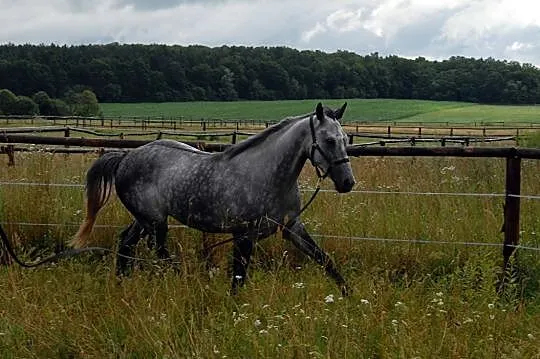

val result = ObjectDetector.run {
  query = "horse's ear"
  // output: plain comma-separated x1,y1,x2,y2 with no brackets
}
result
335,102,347,121
316,102,324,122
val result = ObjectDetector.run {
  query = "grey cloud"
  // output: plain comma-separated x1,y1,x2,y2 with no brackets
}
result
113,0,230,10
1,0,538,68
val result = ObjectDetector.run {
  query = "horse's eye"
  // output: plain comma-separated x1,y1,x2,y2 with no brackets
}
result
325,137,337,145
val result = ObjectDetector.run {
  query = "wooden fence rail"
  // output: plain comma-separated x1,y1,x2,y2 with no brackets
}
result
1,125,518,149
1,133,539,267
1,115,539,134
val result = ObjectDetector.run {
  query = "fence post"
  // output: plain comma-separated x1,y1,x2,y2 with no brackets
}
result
6,145,15,166
502,156,521,268
348,134,354,145
64,127,70,149
387,126,391,138
232,131,237,144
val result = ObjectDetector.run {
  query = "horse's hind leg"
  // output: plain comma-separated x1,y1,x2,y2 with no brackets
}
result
154,221,170,260
116,221,144,276
284,220,350,296
231,235,254,295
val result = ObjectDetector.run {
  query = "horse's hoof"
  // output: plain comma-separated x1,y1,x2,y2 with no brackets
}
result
340,284,352,297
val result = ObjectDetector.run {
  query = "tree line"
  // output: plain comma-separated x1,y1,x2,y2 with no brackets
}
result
0,88,101,116
0,43,539,104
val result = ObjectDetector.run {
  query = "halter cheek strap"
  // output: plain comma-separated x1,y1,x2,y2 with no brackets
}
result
308,115,350,180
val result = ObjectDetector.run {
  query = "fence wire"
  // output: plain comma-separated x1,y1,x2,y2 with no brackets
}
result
1,181,539,200
2,221,537,252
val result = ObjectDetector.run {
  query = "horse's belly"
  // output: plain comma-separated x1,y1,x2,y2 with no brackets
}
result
170,203,280,235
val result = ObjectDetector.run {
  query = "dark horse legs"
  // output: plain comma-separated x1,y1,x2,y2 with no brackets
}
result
116,220,144,275
117,220,170,275
284,220,350,296
230,235,254,295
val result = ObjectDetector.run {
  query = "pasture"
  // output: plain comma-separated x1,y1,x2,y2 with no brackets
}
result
0,99,539,357
0,150,539,357
100,99,540,124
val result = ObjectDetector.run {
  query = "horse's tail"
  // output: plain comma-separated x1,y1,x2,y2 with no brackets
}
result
70,151,127,248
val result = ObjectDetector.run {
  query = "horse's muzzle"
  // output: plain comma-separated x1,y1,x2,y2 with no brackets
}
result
336,177,355,193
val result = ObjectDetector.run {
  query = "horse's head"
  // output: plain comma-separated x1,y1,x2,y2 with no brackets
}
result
308,102,356,193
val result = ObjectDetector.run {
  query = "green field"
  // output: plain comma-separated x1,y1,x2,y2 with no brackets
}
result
100,99,540,124
1,152,539,357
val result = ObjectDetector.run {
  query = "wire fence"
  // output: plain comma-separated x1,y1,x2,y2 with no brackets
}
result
1,181,539,200
1,221,538,253
1,180,539,254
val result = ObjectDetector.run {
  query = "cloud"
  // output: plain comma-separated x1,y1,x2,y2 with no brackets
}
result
507,42,535,52
301,23,327,43
0,0,539,67
326,9,363,33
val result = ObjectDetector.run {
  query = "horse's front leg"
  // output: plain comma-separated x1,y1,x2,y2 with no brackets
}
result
230,234,254,295
284,220,350,296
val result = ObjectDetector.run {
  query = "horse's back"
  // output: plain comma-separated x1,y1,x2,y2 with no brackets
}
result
115,139,214,194
149,139,211,155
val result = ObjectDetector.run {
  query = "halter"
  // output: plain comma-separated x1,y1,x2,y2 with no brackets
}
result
308,114,350,180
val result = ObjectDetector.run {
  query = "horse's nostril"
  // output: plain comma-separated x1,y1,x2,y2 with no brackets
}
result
342,178,355,192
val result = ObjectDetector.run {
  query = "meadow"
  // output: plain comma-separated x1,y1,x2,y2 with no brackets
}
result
100,99,540,124
0,99,539,357
0,150,539,358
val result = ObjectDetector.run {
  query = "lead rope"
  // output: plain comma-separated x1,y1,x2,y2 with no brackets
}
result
0,223,180,268
203,115,329,252
201,177,323,252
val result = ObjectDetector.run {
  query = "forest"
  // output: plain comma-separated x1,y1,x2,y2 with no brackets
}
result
0,43,539,104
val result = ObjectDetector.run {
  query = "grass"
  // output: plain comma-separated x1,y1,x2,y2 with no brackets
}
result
100,99,540,124
0,151,539,357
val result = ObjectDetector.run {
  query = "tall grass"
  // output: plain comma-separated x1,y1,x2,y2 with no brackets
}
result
0,152,539,358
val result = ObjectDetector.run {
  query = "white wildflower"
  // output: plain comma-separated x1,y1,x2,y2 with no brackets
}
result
324,294,334,303
360,299,370,305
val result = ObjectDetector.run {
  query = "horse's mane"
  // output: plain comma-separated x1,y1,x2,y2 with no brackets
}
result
222,112,313,159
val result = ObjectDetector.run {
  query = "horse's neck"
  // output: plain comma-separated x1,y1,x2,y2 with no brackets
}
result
231,118,310,187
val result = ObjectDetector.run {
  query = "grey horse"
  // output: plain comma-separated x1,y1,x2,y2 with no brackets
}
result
72,102,356,295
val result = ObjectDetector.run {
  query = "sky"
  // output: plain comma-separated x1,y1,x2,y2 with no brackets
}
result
1,0,539,67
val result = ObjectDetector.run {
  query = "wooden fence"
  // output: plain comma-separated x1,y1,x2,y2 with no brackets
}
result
0,125,519,151
1,115,539,137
